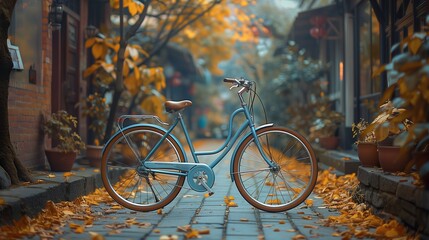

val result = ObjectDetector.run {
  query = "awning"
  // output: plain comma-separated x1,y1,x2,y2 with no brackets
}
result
288,4,342,58
164,43,203,82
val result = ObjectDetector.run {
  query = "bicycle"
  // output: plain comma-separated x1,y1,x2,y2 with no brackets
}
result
101,77,318,212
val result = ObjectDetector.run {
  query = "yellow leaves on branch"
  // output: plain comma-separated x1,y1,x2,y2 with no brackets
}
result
110,0,145,16
140,95,167,120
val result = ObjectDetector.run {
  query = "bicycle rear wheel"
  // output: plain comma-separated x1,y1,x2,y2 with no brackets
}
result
233,126,317,212
101,125,186,212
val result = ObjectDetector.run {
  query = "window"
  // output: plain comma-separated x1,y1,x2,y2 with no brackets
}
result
358,1,381,96
356,1,381,119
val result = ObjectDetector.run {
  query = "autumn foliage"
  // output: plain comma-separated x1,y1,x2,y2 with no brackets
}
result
315,169,416,239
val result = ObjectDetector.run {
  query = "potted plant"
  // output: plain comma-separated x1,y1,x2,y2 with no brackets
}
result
43,110,86,172
309,99,344,150
372,18,429,175
360,101,413,172
79,92,109,167
352,119,379,167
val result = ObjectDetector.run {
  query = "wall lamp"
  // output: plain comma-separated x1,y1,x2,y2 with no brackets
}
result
49,0,65,30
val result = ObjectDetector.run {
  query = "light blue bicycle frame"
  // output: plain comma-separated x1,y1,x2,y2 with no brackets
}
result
141,103,276,177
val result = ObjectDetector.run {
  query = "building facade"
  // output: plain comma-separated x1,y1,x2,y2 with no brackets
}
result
289,0,429,149
7,0,109,169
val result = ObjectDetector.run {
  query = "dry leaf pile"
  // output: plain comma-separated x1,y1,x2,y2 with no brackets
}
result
0,198,94,239
0,171,136,239
314,168,417,239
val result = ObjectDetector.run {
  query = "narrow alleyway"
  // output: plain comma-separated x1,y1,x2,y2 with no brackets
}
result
0,140,418,239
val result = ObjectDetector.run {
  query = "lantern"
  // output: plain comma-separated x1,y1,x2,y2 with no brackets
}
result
49,0,65,30
310,27,327,39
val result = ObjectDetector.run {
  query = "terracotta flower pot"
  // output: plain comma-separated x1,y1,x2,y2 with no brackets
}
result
319,136,339,150
45,149,77,172
86,145,103,167
357,143,379,167
378,146,409,173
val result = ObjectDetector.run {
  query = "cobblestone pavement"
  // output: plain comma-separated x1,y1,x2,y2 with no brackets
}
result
23,140,347,240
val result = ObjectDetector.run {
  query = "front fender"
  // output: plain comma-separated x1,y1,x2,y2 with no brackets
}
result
230,123,274,182
103,123,188,162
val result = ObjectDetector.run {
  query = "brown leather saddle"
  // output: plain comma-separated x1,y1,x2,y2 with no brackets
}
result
164,100,192,113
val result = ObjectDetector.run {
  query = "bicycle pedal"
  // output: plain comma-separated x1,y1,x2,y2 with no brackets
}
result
208,191,214,196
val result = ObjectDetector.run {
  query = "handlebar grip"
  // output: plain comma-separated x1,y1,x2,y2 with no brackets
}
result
223,78,237,83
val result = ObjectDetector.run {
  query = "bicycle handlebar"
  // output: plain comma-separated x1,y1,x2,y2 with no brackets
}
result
223,77,252,89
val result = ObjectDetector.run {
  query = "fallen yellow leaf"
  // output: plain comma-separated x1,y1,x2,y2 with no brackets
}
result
303,225,318,229
185,229,200,239
305,199,313,207
63,172,75,177
160,234,178,240
89,231,105,240
198,229,210,235
63,210,75,215
266,199,281,204
292,234,306,240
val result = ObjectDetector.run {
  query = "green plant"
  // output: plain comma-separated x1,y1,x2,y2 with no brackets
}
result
44,110,85,153
80,93,109,146
352,119,376,144
309,99,344,140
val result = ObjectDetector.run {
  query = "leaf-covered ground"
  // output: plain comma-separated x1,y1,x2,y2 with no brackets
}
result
313,169,420,239
0,168,422,239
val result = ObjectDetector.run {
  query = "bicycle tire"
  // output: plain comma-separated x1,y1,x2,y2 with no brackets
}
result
101,125,186,212
233,126,318,212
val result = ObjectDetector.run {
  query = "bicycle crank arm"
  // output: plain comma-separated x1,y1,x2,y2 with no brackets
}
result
198,176,214,196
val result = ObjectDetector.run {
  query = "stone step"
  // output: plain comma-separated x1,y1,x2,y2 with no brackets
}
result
313,145,361,174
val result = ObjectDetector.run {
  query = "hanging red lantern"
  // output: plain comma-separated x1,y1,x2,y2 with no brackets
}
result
310,27,327,39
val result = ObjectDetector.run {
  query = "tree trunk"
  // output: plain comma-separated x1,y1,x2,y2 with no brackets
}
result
0,0,34,185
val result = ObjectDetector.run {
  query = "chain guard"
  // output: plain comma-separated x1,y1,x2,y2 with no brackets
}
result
187,165,215,192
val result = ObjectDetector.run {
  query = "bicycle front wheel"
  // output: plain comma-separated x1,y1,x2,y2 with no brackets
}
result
101,125,186,212
233,126,317,212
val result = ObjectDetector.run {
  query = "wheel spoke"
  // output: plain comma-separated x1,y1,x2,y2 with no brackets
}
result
233,127,317,212
101,126,185,212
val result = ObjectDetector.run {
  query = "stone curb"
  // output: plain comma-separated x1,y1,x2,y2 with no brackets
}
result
357,166,429,236
0,164,102,226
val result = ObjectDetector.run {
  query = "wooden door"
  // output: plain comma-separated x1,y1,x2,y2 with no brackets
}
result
51,8,80,117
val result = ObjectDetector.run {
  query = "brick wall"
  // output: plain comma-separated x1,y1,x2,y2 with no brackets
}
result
8,0,51,169
358,167,429,237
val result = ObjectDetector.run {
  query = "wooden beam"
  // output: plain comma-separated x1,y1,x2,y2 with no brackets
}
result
369,0,384,24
